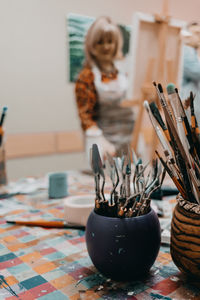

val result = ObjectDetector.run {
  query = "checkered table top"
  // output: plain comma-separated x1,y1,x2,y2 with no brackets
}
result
0,171,199,300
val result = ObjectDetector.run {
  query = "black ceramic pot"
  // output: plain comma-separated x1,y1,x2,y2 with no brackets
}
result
86,208,161,281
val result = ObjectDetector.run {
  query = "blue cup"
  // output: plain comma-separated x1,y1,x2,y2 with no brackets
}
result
48,172,67,198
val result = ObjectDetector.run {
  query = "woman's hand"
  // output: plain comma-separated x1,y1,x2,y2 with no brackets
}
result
85,126,102,136
101,135,116,159
85,126,115,161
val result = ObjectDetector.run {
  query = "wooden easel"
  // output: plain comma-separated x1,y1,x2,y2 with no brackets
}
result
129,0,176,159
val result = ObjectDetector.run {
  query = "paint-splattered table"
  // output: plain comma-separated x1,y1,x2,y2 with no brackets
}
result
0,171,199,300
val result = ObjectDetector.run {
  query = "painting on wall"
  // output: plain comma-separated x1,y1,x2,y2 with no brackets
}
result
67,13,131,82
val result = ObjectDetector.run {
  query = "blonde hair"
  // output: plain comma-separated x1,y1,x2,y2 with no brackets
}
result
84,16,123,67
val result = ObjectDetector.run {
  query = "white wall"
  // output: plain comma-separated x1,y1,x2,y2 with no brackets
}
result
0,0,199,179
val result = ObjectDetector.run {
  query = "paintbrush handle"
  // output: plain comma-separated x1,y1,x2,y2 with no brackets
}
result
144,101,172,155
7,220,85,229
177,122,188,148
155,151,186,199
0,113,6,127
191,115,197,129
171,95,195,159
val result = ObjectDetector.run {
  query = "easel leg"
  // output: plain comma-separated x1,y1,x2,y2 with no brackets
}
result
131,98,144,154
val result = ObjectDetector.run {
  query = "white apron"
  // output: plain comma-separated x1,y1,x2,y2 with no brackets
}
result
92,66,134,151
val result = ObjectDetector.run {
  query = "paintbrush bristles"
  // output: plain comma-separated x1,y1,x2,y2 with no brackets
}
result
149,102,167,130
158,83,163,93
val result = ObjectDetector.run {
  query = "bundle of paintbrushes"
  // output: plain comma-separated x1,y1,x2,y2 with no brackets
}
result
90,143,165,218
144,82,200,205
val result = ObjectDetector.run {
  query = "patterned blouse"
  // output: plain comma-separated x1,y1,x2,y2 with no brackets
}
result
75,66,117,131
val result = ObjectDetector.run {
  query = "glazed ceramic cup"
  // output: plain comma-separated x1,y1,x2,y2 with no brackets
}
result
86,208,161,280
48,172,67,198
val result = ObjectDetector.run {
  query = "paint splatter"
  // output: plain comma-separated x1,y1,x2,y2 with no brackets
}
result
170,276,179,282
127,291,135,296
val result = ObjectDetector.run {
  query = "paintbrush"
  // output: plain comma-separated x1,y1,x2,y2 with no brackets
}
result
155,150,186,199
168,86,200,184
190,92,198,130
149,101,171,143
145,101,181,181
148,100,180,180
153,82,174,121
174,88,196,156
167,85,195,154
154,84,199,202
172,88,200,199
189,92,200,157
0,106,8,127
144,101,171,156
156,85,195,169
148,101,181,175
6,219,85,229
166,83,192,164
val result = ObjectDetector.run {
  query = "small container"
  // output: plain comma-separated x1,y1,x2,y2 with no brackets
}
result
171,194,200,280
48,172,67,198
64,194,94,226
86,208,161,281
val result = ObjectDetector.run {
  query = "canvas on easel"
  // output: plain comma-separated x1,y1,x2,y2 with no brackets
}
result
127,12,186,99
125,10,186,158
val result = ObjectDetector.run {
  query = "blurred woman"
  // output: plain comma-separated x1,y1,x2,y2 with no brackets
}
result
75,16,134,156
